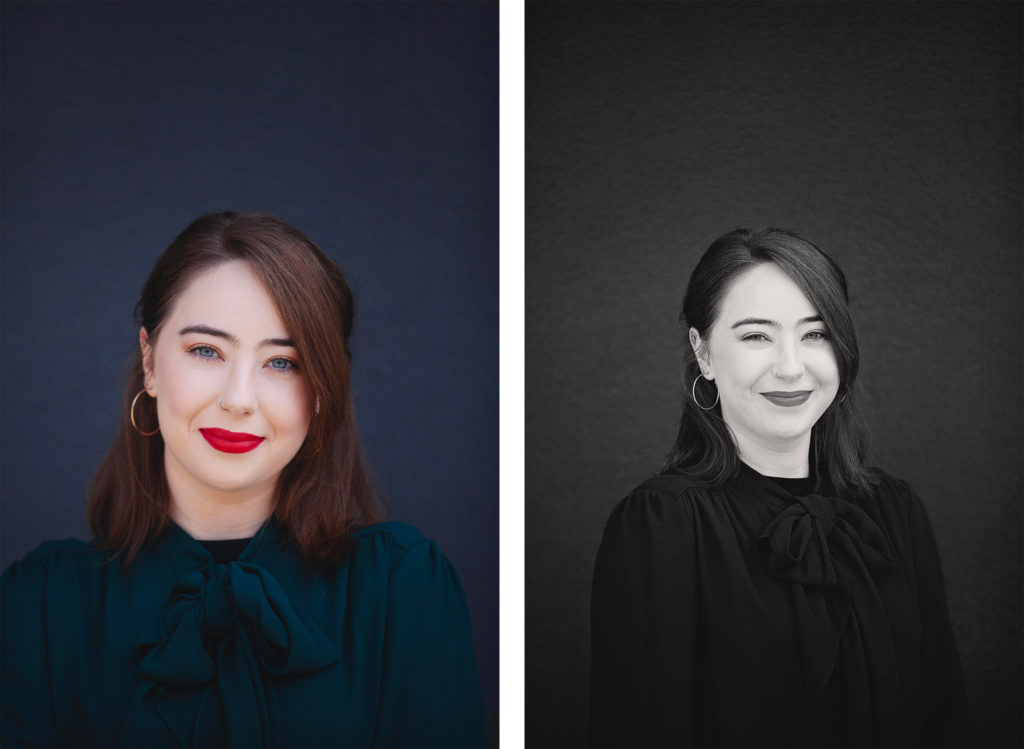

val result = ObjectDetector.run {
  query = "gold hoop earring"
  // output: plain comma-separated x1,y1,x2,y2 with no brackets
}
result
691,373,719,411
130,389,160,436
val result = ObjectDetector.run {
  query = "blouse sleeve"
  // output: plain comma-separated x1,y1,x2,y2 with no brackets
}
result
1,552,58,747
589,485,700,747
905,485,972,746
373,536,486,748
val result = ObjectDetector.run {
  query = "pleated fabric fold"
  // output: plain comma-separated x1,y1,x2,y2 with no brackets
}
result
121,561,340,747
758,492,910,744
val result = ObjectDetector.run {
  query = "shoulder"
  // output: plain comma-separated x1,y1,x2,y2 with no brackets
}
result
859,468,952,576
352,520,439,561
855,466,939,546
607,471,714,524
350,521,460,582
3,536,106,573
599,471,715,553
353,520,427,549
861,466,924,516
2,537,110,597
594,473,714,591
865,465,916,495
633,470,716,498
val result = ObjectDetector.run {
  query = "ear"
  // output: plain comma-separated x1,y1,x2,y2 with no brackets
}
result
688,327,713,380
140,327,157,397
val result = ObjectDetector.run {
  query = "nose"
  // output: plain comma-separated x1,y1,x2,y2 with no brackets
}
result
771,339,805,380
218,364,258,415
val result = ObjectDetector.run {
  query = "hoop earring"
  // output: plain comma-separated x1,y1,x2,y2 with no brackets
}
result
691,373,719,411
130,389,160,436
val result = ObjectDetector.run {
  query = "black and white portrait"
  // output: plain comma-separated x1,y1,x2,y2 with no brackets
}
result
526,2,1021,746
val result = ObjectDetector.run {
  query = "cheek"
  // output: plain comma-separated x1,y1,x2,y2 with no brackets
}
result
155,362,212,425
265,382,312,436
717,347,769,389
809,349,841,386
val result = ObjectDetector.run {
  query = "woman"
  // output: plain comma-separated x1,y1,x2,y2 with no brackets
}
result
590,228,969,747
2,212,485,747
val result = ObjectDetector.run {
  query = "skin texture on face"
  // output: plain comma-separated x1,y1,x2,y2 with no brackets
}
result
690,262,840,478
140,260,311,539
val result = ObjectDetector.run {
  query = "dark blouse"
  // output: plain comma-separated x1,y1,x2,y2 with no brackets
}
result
2,520,485,747
197,537,252,565
590,463,970,747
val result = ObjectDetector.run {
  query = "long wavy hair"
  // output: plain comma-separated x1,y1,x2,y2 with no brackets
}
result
87,212,384,566
663,227,876,496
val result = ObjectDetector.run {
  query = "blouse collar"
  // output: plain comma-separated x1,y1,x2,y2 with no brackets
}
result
733,451,837,501
140,515,288,573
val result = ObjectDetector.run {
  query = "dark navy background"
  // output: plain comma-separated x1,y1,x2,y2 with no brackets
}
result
0,1,497,744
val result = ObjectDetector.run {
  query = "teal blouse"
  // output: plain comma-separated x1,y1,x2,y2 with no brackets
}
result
1,520,486,747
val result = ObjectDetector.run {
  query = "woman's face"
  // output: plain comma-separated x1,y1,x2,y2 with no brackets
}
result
691,262,840,452
141,260,311,502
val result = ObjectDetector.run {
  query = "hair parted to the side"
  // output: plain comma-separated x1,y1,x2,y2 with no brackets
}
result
87,212,384,567
663,227,877,496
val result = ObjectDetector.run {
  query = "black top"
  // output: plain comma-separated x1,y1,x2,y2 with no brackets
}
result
590,463,970,747
197,537,253,565
765,473,816,497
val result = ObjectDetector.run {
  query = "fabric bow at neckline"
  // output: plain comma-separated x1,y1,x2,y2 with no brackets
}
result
758,493,894,588
757,493,895,692
136,560,340,747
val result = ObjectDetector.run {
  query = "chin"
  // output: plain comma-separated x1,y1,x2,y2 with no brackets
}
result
756,415,820,442
197,469,267,495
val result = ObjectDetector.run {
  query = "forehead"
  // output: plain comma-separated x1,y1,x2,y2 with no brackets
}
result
716,262,818,325
166,260,287,332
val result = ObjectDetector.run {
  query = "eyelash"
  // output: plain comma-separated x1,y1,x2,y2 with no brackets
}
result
186,344,299,372
741,331,830,343
188,344,220,361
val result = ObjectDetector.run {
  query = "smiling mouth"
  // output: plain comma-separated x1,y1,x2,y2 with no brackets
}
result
200,428,265,454
761,391,812,407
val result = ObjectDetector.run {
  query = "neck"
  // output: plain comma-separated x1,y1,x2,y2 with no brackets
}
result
732,429,812,479
171,500,269,541
164,456,273,541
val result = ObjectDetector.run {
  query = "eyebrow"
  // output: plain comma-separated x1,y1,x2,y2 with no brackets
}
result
178,325,294,349
730,315,822,329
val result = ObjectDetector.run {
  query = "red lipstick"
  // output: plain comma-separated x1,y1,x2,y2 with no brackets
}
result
200,428,265,454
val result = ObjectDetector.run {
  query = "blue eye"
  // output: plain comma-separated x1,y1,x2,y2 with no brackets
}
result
189,345,220,360
268,357,297,371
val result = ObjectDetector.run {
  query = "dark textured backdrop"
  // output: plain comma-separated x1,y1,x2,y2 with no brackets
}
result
0,1,498,744
526,2,1021,746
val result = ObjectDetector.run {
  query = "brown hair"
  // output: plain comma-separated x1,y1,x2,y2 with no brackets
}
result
87,212,384,566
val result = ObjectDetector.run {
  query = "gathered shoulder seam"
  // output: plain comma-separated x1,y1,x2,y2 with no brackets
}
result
352,521,430,556
18,539,104,566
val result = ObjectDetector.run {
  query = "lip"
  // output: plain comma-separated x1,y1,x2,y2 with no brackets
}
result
761,390,812,408
200,428,265,454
